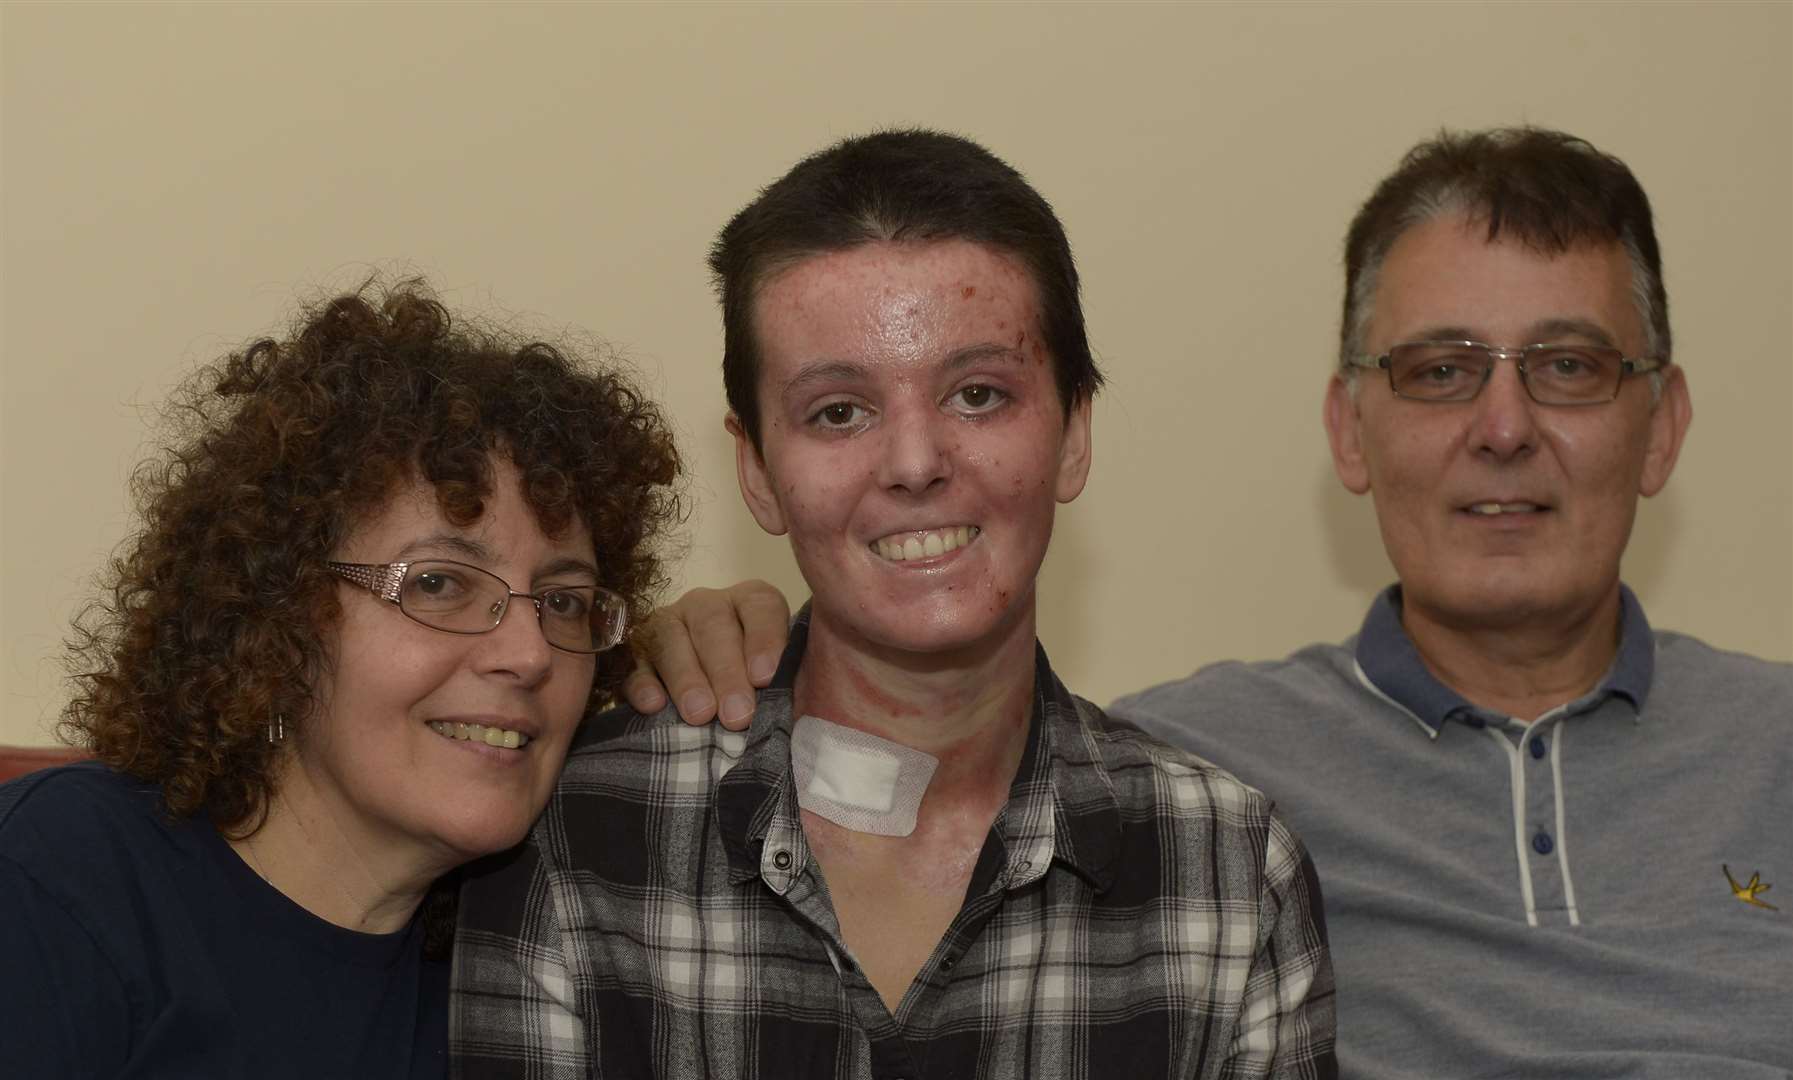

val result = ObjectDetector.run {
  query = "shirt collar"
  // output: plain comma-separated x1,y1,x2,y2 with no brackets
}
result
713,606,1121,893
714,608,809,886
1009,642,1123,893
1353,583,1655,737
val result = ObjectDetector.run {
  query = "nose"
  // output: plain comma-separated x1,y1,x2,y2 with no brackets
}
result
1468,355,1539,461
477,592,555,686
877,402,952,495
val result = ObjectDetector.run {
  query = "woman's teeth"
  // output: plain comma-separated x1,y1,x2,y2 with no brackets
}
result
429,721,530,749
873,525,979,562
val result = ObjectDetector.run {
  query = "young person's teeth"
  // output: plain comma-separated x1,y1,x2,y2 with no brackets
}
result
430,720,529,749
874,526,980,562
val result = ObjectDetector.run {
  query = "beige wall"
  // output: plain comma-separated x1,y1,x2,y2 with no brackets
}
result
3,1,1789,747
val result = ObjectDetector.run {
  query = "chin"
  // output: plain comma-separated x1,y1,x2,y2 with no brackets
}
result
840,590,1032,658
1424,574,1580,631
441,820,533,864
432,797,541,861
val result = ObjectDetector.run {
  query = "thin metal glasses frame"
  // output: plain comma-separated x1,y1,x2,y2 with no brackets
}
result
1347,340,1665,405
327,559,626,653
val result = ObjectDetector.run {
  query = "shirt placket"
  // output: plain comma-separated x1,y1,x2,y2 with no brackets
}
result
1485,709,1580,928
761,827,928,1080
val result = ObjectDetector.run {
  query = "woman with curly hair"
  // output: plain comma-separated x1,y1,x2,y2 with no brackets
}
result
0,281,683,1077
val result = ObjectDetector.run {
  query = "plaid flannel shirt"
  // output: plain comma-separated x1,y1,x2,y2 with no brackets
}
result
454,615,1336,1079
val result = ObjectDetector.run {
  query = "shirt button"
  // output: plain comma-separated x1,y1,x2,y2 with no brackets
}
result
1532,829,1554,855
1529,735,1547,759
940,956,955,971
773,850,793,870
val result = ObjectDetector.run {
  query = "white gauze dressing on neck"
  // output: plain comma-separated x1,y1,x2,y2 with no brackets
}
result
791,714,939,837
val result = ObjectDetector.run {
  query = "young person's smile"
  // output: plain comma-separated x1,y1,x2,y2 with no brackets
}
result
732,238,1091,661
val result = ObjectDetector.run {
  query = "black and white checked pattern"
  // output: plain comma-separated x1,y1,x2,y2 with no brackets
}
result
454,615,1336,1079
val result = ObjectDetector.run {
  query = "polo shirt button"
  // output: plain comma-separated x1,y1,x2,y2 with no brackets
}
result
773,850,793,870
1532,829,1554,855
1529,735,1547,759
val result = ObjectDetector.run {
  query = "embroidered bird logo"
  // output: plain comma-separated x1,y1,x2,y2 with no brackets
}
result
1723,865,1778,911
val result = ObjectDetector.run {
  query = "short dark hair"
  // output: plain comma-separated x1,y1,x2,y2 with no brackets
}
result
61,280,685,832
709,129,1102,448
1340,126,1670,367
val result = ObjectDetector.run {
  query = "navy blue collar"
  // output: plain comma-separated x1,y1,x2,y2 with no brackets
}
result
1353,584,1655,735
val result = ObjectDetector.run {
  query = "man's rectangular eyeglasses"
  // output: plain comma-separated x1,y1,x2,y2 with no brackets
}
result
328,560,627,653
1347,341,1666,405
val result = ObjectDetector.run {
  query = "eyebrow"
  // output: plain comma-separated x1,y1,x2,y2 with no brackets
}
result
941,342,1028,372
537,557,601,584
1523,318,1618,348
393,534,600,583
396,533,492,563
779,360,866,407
1405,319,1618,348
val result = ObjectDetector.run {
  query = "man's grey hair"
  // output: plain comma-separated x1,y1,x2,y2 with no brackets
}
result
1338,128,1671,390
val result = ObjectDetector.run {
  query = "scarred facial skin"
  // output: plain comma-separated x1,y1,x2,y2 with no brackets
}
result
296,457,598,874
731,238,1092,669
1325,212,1692,647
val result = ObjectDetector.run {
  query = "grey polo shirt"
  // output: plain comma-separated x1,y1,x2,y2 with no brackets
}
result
1112,585,1792,1079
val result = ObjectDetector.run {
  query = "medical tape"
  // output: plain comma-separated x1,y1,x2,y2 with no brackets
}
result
790,714,938,837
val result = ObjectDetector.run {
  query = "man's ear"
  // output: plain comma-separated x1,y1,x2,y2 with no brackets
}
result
727,414,787,536
1324,374,1372,495
1639,365,1693,497
1054,395,1094,504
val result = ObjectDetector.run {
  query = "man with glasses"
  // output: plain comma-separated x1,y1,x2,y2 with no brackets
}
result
628,127,1793,1074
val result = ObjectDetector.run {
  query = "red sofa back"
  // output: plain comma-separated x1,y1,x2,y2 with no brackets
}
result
0,745,89,784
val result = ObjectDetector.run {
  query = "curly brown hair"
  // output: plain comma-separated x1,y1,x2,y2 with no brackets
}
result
60,280,685,835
